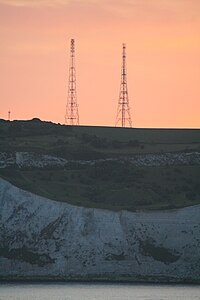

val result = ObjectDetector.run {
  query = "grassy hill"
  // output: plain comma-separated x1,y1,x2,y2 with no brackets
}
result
0,118,200,211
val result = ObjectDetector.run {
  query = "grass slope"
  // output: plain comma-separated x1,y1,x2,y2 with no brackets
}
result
0,118,200,211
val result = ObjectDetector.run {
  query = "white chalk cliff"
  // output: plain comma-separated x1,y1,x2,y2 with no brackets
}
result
0,178,199,282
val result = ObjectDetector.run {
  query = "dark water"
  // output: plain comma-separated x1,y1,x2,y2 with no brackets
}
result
0,283,199,300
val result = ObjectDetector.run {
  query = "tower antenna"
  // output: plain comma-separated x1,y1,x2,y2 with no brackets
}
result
8,110,11,121
115,43,132,127
65,39,79,125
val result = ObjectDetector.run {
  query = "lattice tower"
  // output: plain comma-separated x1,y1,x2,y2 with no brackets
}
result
65,39,79,125
115,43,132,127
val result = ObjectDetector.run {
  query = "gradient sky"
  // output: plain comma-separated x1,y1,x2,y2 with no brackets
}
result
0,0,200,127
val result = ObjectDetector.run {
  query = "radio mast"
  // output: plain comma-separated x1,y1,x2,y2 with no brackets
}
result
115,43,132,127
65,39,79,125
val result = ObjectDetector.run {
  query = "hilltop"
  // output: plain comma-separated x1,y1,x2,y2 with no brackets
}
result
0,118,200,211
1,119,200,282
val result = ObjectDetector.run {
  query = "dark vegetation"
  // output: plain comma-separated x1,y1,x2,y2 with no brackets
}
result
0,246,54,266
0,118,200,211
139,239,181,264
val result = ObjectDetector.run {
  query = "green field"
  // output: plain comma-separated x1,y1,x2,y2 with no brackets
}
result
0,119,200,211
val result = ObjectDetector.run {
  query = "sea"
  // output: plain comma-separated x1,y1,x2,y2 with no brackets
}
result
0,283,200,300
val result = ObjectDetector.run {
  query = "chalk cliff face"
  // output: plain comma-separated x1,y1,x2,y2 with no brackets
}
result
0,178,200,282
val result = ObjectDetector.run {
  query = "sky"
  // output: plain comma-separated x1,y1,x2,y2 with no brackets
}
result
0,0,200,128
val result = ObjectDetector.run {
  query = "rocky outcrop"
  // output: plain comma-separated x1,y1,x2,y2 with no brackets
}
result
0,178,200,282
0,151,200,169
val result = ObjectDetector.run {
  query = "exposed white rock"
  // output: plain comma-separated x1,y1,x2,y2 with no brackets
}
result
0,178,200,282
129,152,200,167
0,153,15,169
0,151,200,169
16,152,68,168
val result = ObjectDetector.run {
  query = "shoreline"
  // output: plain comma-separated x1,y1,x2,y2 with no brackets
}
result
0,277,199,285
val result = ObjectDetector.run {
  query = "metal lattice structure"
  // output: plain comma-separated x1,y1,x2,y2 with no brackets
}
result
115,43,132,128
65,39,79,125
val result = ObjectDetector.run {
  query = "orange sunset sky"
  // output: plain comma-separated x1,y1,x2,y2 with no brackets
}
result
0,0,200,128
